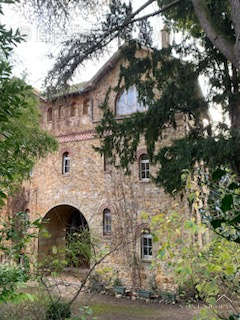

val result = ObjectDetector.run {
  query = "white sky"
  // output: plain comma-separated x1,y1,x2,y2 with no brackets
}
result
2,1,162,91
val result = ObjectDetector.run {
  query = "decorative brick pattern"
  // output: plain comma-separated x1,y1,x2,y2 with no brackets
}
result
57,130,96,143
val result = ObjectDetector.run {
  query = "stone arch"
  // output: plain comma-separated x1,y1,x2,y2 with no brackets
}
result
38,204,90,268
97,202,116,216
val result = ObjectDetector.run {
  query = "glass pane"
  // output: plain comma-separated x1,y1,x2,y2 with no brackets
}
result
127,87,135,107
149,247,152,255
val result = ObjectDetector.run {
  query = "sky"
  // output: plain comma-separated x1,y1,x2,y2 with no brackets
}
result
2,1,163,91
1,1,221,121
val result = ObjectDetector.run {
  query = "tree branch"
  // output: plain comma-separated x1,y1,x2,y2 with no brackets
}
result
47,0,183,89
191,0,237,68
131,0,182,24
68,242,123,306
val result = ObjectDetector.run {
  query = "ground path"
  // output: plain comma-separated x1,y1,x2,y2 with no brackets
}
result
74,294,199,320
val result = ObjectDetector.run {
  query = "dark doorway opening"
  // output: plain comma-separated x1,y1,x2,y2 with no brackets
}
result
39,205,90,269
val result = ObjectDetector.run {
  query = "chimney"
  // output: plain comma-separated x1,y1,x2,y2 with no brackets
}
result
161,25,170,49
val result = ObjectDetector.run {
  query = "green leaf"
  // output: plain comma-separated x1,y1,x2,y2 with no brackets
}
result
221,194,233,212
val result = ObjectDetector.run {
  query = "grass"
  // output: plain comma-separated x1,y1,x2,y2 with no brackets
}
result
90,302,158,317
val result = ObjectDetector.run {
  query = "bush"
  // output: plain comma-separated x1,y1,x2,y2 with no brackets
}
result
0,294,48,320
45,300,71,320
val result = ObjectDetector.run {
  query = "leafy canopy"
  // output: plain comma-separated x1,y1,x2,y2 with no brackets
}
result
0,0,57,202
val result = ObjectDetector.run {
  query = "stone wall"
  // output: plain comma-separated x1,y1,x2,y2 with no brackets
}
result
8,49,188,292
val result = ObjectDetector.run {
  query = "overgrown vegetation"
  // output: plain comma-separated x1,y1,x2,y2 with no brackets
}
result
0,0,57,204
2,1,240,319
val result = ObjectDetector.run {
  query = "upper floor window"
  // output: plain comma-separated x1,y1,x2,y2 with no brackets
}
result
83,99,89,115
58,106,63,118
62,152,70,175
104,153,111,172
103,209,111,235
141,232,152,260
139,154,150,181
47,108,53,122
116,86,148,116
70,103,76,117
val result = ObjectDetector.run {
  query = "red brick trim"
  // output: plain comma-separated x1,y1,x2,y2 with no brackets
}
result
57,129,96,143
135,223,149,238
136,148,147,161
61,149,71,156
97,202,117,215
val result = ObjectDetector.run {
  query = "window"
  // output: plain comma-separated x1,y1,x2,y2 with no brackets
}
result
103,209,111,235
70,103,76,117
116,86,148,116
104,153,111,172
47,108,53,121
62,152,70,174
83,99,89,115
141,232,152,260
58,106,63,118
29,168,33,177
139,154,150,181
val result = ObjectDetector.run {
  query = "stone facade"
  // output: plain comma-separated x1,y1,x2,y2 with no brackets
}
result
9,47,188,291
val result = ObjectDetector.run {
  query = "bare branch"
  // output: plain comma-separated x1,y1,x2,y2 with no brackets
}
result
46,0,182,90
68,241,123,306
131,0,182,24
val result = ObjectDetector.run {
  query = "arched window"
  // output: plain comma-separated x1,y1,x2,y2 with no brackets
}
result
58,106,63,118
139,154,150,181
103,153,111,172
70,103,76,117
47,108,53,122
116,86,148,116
141,231,152,260
62,152,70,174
103,209,111,235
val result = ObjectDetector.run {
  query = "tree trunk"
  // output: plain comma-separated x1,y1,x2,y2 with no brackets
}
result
229,0,240,70
191,0,237,68
230,91,240,174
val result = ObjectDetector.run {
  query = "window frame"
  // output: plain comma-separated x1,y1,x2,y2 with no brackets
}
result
139,154,150,181
141,232,153,261
62,152,70,175
103,208,112,235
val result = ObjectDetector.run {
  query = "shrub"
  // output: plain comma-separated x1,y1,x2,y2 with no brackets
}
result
45,300,71,320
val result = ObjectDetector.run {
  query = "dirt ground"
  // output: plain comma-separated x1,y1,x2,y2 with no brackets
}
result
73,294,200,320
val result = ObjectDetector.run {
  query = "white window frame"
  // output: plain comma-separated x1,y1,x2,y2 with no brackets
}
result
139,154,150,181
62,153,70,175
103,209,111,235
141,233,153,260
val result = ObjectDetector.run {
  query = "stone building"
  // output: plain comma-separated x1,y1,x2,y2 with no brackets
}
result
9,42,190,290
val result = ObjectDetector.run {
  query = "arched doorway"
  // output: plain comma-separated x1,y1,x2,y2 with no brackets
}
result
38,205,90,268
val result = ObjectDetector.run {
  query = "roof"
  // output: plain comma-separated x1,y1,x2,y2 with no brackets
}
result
47,43,131,101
